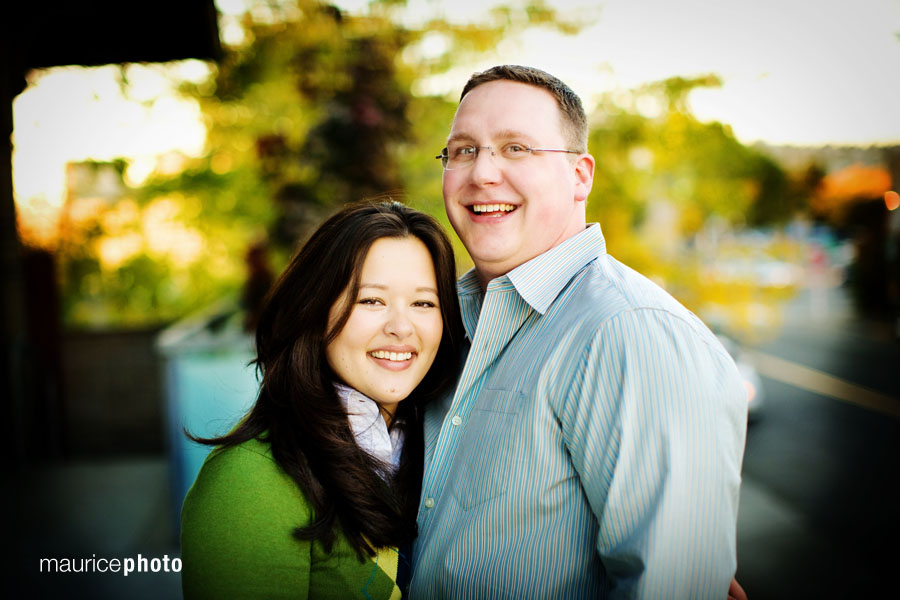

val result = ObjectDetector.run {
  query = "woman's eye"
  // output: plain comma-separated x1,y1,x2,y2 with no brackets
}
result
413,301,437,308
358,298,383,305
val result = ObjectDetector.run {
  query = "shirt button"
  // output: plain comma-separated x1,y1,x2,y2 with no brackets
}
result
451,415,462,426
424,497,435,509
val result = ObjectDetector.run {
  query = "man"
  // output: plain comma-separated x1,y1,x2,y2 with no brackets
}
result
409,65,748,599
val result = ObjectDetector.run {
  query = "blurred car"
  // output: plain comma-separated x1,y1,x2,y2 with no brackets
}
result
716,334,764,420
705,256,802,289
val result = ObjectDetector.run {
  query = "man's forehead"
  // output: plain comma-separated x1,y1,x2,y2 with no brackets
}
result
455,80,556,114
449,81,563,140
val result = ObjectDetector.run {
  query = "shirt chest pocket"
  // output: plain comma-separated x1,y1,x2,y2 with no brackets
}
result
450,389,522,511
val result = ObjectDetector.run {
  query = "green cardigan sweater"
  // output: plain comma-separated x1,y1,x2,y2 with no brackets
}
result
181,438,402,599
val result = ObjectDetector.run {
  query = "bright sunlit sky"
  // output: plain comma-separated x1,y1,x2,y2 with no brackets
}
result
359,0,900,146
11,0,900,243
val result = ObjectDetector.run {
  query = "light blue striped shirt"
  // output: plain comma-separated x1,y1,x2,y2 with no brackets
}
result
410,224,747,599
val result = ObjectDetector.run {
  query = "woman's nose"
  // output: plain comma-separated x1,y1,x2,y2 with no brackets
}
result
384,308,414,338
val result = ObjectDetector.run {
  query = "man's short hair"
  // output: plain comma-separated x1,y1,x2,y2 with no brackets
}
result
460,65,588,153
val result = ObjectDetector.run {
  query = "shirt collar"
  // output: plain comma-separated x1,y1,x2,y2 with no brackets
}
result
507,224,606,314
456,224,607,321
456,269,484,340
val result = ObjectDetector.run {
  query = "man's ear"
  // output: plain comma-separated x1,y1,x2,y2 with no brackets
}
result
573,153,595,203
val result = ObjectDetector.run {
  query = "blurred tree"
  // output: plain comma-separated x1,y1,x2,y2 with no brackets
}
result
55,160,240,326
806,163,893,312
586,75,804,339
809,163,892,226
590,75,798,236
55,0,821,334
587,75,800,264
54,0,586,327
171,0,414,248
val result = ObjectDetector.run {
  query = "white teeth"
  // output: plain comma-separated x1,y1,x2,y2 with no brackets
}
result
370,351,413,361
472,203,515,213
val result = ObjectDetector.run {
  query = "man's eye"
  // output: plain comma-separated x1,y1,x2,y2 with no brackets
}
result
504,144,528,155
455,146,477,157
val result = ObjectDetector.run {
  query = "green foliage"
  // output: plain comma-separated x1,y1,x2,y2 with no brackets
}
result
191,1,417,246
397,94,473,270
56,165,261,327
588,76,797,255
55,0,588,327
585,75,802,338
54,0,807,333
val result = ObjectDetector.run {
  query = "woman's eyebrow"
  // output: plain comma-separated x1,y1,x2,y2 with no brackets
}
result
359,283,438,294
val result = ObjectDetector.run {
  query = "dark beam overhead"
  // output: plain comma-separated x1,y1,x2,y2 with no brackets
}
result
8,1,221,72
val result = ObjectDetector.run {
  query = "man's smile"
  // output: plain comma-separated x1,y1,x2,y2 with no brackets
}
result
470,203,516,214
468,203,518,218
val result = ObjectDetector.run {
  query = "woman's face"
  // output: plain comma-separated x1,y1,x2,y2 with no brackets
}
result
326,236,444,417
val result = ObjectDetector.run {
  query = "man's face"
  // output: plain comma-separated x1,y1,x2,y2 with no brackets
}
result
442,80,594,285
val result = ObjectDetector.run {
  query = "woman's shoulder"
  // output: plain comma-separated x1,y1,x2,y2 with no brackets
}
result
203,437,278,474
183,437,311,525
181,438,316,598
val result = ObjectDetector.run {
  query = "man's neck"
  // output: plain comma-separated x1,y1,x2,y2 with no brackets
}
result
473,224,590,290
476,268,504,291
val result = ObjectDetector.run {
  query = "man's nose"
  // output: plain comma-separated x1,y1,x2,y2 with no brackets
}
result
470,147,502,185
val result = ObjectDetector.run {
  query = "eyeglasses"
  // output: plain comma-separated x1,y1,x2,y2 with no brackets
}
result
436,144,579,170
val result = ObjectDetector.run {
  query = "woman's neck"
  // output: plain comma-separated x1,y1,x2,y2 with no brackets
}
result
334,382,394,427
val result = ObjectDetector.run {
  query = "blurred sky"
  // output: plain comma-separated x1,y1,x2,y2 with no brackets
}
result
11,0,900,243
331,0,900,147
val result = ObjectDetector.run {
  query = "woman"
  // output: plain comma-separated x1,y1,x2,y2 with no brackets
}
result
181,201,464,599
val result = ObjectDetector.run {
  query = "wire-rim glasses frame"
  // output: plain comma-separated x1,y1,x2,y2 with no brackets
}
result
436,144,579,170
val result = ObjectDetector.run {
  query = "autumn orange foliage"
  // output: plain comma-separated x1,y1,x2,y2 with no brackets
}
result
810,163,892,223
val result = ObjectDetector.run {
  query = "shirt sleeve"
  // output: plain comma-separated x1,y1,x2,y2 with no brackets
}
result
553,308,748,599
180,444,312,599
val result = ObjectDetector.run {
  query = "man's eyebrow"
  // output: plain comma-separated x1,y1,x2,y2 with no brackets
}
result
447,130,536,144
446,133,476,145
493,129,536,141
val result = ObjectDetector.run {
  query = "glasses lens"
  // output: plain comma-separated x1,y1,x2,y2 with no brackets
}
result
445,145,476,170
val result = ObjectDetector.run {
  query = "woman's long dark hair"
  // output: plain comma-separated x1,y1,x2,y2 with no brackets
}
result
193,201,463,558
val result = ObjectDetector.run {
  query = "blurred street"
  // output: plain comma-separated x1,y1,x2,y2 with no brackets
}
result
735,286,900,599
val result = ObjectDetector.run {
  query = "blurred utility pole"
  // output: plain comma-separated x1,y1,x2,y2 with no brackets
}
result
1,1,220,467
1,23,28,470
